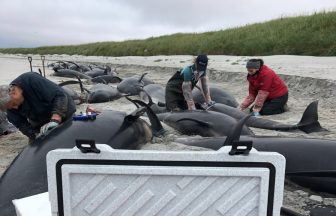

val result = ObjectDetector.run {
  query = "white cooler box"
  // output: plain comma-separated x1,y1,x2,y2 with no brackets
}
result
47,140,285,216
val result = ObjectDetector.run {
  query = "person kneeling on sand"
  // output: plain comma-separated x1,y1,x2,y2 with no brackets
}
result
165,54,215,111
239,59,288,116
0,72,76,142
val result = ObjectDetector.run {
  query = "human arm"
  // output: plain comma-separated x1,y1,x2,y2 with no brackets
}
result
239,84,257,110
252,73,273,112
252,90,270,112
200,76,212,103
182,67,196,110
239,94,255,111
182,81,196,110
7,110,36,139
28,74,68,122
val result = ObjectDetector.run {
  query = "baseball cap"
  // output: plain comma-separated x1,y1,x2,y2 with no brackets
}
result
246,59,262,69
196,54,208,72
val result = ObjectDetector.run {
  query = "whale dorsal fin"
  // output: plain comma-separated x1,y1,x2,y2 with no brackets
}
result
130,99,165,137
297,100,327,133
124,96,164,136
125,107,146,121
107,107,146,143
224,114,252,146
138,73,148,82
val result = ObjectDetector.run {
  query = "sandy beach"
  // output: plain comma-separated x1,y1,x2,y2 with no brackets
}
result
1,53,336,214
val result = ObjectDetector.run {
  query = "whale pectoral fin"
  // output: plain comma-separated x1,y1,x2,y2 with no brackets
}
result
297,100,328,133
176,118,212,128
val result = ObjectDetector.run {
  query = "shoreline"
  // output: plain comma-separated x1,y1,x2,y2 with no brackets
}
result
1,53,335,108
2,53,336,79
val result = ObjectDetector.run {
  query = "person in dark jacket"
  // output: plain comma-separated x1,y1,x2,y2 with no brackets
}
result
239,59,288,116
0,72,76,141
165,54,215,111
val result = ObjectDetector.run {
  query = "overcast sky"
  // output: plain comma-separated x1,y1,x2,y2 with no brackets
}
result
0,0,335,48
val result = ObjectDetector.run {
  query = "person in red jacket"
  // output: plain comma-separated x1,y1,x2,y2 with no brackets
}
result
239,59,288,116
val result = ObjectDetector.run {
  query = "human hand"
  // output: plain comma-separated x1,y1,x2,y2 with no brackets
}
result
252,112,261,117
189,105,196,111
186,100,196,111
39,121,59,136
207,100,216,106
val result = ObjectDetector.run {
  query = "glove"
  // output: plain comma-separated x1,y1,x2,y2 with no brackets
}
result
252,112,261,117
200,103,208,110
201,100,216,110
207,100,216,106
39,121,59,136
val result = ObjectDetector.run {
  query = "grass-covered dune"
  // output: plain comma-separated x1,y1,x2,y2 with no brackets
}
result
1,11,335,56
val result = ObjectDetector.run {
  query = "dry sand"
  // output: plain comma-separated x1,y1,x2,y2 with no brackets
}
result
1,53,336,215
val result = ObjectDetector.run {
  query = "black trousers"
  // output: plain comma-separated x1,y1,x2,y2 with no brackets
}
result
165,71,188,112
165,88,188,111
259,93,288,115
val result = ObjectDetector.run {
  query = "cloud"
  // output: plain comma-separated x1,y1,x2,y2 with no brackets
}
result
0,0,335,48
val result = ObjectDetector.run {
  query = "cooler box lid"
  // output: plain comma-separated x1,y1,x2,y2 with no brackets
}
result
47,143,285,216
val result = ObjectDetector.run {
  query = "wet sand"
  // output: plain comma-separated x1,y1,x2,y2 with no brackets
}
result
1,53,336,215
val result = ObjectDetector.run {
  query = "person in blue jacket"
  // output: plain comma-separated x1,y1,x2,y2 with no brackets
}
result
0,72,76,142
165,54,214,111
